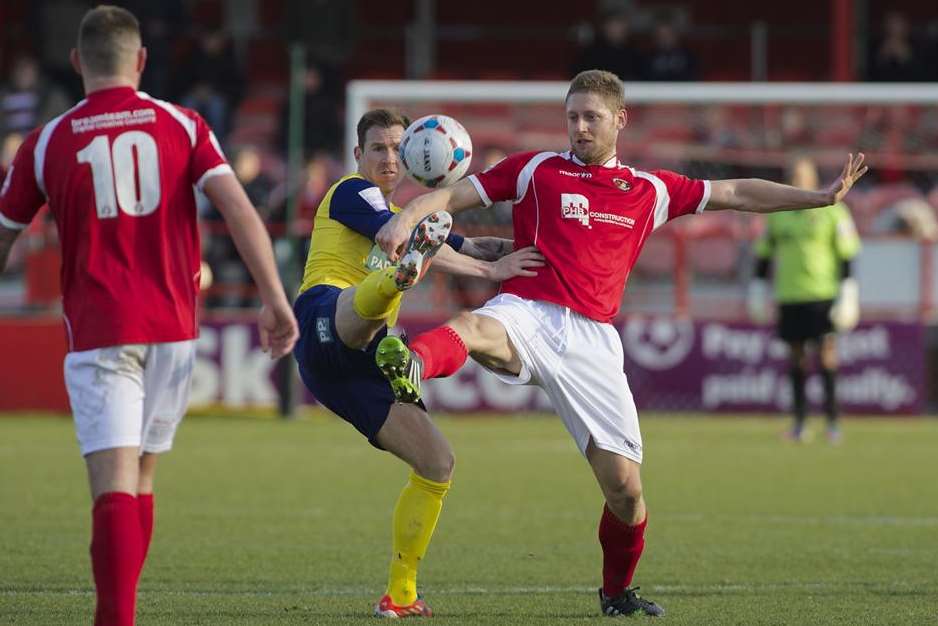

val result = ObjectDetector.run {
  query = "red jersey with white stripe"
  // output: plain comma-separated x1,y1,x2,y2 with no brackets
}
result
469,151,710,323
0,86,231,351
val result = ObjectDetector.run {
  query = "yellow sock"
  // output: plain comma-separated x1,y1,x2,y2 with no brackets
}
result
386,471,451,606
353,267,402,321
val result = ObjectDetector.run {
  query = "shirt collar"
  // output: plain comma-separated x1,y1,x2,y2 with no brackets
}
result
86,85,137,99
567,151,621,168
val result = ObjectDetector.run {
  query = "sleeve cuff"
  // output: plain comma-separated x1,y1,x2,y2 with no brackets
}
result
0,210,29,230
467,174,492,208
195,163,234,191
445,232,465,251
695,180,711,214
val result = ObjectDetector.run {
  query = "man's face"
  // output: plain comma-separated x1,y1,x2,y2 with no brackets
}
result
355,125,405,195
566,92,625,165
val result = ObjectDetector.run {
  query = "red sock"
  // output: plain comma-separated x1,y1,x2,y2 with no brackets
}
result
410,326,468,379
137,493,154,572
598,505,646,598
91,492,143,626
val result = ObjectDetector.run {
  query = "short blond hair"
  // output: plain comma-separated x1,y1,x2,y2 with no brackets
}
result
77,5,141,75
566,70,626,112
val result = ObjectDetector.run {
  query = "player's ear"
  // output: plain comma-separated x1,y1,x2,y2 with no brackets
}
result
69,49,82,77
353,146,362,163
617,107,627,130
137,47,147,75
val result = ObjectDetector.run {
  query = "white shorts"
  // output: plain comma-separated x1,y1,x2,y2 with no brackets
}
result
474,294,643,463
64,341,195,457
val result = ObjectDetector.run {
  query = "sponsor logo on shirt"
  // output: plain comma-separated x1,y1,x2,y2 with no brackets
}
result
364,243,392,271
560,193,635,230
358,186,389,212
559,170,592,179
71,109,157,133
561,193,591,228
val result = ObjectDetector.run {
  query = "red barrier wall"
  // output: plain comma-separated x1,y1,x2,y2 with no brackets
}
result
0,317,69,412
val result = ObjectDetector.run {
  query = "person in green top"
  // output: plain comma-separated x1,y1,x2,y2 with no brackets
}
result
748,156,861,443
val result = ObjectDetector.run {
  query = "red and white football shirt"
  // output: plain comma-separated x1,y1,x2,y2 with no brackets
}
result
469,151,710,323
0,86,231,351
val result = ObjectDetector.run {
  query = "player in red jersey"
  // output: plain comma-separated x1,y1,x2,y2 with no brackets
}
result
373,70,867,617
0,7,298,625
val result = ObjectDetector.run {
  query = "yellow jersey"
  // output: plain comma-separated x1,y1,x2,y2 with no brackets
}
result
299,173,401,295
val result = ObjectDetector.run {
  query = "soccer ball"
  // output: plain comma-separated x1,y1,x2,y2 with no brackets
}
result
399,114,473,188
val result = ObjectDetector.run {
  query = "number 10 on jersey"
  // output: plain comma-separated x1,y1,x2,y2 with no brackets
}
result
76,130,162,219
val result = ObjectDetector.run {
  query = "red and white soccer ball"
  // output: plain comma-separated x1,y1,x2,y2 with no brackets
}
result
399,114,473,188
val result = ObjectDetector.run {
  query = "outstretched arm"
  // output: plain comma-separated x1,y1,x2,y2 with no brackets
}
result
0,226,21,273
432,244,543,281
707,153,868,213
377,178,484,261
459,237,514,262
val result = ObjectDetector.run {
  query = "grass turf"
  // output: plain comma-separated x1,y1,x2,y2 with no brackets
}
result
1,412,937,624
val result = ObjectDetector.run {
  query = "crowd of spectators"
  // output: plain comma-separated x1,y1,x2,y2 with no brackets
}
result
2,3,938,310
571,12,699,82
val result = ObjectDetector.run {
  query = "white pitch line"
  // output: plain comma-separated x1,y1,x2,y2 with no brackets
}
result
2,581,933,598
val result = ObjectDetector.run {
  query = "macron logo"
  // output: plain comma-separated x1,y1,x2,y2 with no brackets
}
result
561,193,591,228
559,170,592,179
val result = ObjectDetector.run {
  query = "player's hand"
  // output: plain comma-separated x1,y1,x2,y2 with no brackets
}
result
488,246,544,281
746,279,772,324
825,153,868,205
464,236,515,261
258,302,299,360
829,277,860,332
376,213,415,263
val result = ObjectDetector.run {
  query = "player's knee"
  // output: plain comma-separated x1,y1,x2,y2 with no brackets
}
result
448,311,483,346
416,448,455,483
605,480,643,518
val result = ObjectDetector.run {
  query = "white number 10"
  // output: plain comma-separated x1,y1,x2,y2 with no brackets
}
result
76,130,161,219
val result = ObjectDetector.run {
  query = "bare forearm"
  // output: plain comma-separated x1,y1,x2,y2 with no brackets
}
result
461,236,513,262
399,178,483,228
432,244,493,279
714,179,833,213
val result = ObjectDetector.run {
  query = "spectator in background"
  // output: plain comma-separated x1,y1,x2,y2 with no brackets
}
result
571,11,646,81
178,30,243,142
1,132,23,177
867,11,927,82
118,0,187,98
203,146,275,309
233,145,275,217
281,60,343,157
645,21,698,82
295,152,335,225
872,197,938,240
30,0,89,101
0,56,69,136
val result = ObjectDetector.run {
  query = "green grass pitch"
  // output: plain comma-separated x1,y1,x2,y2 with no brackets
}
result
2,412,937,624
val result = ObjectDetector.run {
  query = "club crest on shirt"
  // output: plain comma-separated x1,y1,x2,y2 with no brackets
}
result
612,177,631,192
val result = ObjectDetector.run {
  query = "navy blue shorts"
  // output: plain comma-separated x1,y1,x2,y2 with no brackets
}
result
293,285,420,447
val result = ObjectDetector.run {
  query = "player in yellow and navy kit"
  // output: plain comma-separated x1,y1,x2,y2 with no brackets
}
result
292,109,543,617
748,157,861,443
